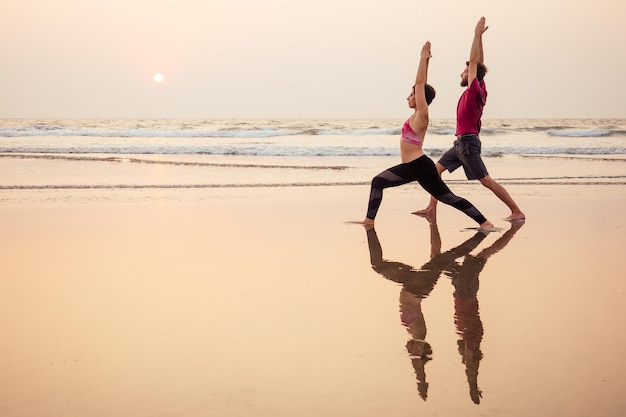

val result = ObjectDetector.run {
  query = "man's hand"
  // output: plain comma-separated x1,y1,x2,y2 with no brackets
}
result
475,16,489,36
420,41,432,60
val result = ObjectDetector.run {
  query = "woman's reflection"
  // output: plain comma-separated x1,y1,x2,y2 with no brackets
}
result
363,219,524,403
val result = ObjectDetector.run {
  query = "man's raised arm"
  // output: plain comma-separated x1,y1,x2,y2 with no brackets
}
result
468,17,489,86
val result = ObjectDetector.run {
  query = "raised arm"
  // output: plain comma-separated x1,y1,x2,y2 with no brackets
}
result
467,17,488,86
410,41,432,132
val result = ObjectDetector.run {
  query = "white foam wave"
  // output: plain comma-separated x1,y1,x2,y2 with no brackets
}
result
547,129,612,137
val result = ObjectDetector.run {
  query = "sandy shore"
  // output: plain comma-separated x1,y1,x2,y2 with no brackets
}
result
1,178,626,417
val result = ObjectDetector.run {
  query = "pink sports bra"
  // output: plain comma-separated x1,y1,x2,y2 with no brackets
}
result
400,119,425,147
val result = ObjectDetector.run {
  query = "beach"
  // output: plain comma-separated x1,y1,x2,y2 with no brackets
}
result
1,118,626,416
1,155,626,417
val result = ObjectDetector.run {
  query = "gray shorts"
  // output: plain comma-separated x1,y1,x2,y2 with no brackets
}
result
438,134,488,180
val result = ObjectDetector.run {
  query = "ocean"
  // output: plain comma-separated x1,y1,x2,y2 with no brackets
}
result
1,118,625,156
1,118,625,202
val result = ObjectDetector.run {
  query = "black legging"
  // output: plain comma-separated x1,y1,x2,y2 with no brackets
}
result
366,155,487,225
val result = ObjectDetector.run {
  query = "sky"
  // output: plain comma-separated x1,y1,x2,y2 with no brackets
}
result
1,0,625,120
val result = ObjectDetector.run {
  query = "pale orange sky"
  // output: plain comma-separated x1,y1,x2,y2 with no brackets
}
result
1,0,624,119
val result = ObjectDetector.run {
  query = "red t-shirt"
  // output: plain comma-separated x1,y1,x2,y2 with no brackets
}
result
455,78,487,136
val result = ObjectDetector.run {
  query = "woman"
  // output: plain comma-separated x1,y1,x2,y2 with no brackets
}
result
359,41,493,229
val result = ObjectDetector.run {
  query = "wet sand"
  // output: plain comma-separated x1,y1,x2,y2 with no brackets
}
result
1,179,626,417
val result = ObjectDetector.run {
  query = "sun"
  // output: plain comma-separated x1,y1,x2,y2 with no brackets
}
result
153,73,164,83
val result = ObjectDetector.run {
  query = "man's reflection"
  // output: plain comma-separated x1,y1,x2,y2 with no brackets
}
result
363,219,523,403
448,220,524,403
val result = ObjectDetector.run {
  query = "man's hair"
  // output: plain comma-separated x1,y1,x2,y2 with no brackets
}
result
425,84,436,105
466,61,489,80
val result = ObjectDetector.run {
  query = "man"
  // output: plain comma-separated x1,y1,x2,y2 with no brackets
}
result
414,17,525,221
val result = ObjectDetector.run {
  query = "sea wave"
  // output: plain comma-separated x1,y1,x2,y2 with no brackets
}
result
1,175,624,191
2,118,625,139
4,126,624,139
0,154,349,170
0,124,400,139
546,129,618,137
0,145,399,157
2,118,626,156
1,145,624,156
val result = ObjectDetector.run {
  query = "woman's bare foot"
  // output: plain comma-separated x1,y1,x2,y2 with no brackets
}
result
354,219,374,230
504,211,526,221
478,220,495,230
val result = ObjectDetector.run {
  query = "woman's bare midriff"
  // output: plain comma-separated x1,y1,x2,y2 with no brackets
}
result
400,141,425,163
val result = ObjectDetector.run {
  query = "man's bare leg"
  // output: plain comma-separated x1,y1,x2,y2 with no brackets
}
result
478,175,526,221
412,162,446,216
413,194,438,216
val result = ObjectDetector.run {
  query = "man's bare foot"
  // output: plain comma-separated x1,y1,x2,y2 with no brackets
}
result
414,211,437,225
504,211,526,221
508,220,525,232
412,207,436,216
